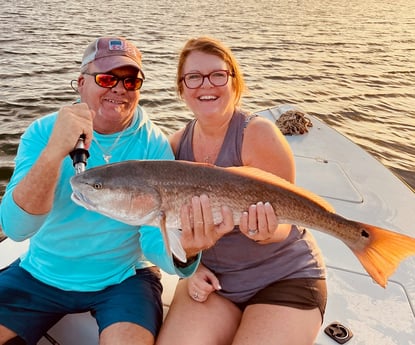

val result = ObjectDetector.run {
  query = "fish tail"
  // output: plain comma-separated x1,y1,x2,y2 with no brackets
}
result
350,222,415,288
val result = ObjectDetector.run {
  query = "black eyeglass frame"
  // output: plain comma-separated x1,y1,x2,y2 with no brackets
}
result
180,70,234,89
84,72,144,91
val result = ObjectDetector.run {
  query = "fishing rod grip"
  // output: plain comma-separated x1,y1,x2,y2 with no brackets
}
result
69,134,89,174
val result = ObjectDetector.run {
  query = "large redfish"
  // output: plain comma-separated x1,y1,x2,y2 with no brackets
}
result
70,160,415,287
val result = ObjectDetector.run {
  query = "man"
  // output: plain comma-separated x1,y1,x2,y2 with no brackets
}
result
0,37,233,345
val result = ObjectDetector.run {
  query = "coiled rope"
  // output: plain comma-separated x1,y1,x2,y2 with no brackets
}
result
276,110,313,135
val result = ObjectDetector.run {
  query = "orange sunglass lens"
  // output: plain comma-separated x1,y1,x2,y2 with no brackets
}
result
95,74,118,88
123,78,140,90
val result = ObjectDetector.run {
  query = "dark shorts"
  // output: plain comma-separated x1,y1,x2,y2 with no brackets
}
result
0,260,163,345
236,278,327,320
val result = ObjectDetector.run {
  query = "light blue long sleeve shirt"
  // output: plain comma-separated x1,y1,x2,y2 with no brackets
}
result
0,105,198,291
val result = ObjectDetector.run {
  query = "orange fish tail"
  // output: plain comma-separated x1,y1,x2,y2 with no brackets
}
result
350,222,415,288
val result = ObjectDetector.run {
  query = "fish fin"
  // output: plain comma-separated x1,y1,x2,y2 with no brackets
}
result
158,211,172,258
159,213,186,262
225,165,335,213
166,228,187,263
351,222,415,288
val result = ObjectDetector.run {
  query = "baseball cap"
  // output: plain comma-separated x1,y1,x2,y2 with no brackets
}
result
80,37,144,78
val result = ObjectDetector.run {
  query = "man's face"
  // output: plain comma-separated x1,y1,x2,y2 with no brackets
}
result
78,64,141,133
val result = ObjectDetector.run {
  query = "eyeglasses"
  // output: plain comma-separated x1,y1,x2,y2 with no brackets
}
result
84,73,144,91
181,70,234,89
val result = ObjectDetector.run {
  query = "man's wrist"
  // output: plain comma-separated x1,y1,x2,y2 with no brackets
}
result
173,254,198,268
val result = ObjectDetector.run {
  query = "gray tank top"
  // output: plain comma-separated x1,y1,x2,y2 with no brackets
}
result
176,110,326,303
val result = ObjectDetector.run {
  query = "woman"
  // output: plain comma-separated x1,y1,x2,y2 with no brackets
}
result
156,37,327,345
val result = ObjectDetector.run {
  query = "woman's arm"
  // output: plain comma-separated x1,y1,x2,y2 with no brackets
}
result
240,117,295,243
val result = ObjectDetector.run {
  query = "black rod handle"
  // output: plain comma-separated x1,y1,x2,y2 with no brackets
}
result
69,134,89,174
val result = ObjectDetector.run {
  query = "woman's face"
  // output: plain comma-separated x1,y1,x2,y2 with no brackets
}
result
181,51,235,120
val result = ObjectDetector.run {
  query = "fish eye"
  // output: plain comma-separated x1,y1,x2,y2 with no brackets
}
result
93,182,103,189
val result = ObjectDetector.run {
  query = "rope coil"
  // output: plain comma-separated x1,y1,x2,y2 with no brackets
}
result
276,110,313,135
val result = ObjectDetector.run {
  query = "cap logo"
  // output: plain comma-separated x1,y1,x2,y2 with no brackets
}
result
108,39,125,51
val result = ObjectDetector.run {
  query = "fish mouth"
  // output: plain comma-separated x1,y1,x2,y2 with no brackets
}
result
71,191,96,210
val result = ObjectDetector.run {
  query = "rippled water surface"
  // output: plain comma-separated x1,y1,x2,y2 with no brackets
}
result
1,0,414,198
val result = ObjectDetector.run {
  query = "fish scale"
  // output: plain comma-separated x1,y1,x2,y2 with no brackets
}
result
152,162,357,243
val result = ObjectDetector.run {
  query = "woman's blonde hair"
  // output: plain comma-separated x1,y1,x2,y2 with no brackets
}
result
176,36,246,106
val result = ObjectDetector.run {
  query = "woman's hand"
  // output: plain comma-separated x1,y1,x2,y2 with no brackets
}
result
187,264,221,303
179,194,234,259
239,201,291,243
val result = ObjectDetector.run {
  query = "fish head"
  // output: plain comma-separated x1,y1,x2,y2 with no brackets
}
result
70,164,161,226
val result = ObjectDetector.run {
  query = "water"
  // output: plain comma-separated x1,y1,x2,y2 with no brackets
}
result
1,0,414,199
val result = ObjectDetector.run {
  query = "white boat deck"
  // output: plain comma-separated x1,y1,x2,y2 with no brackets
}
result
257,105,415,345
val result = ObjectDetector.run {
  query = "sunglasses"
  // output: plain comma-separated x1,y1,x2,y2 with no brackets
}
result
84,72,144,91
